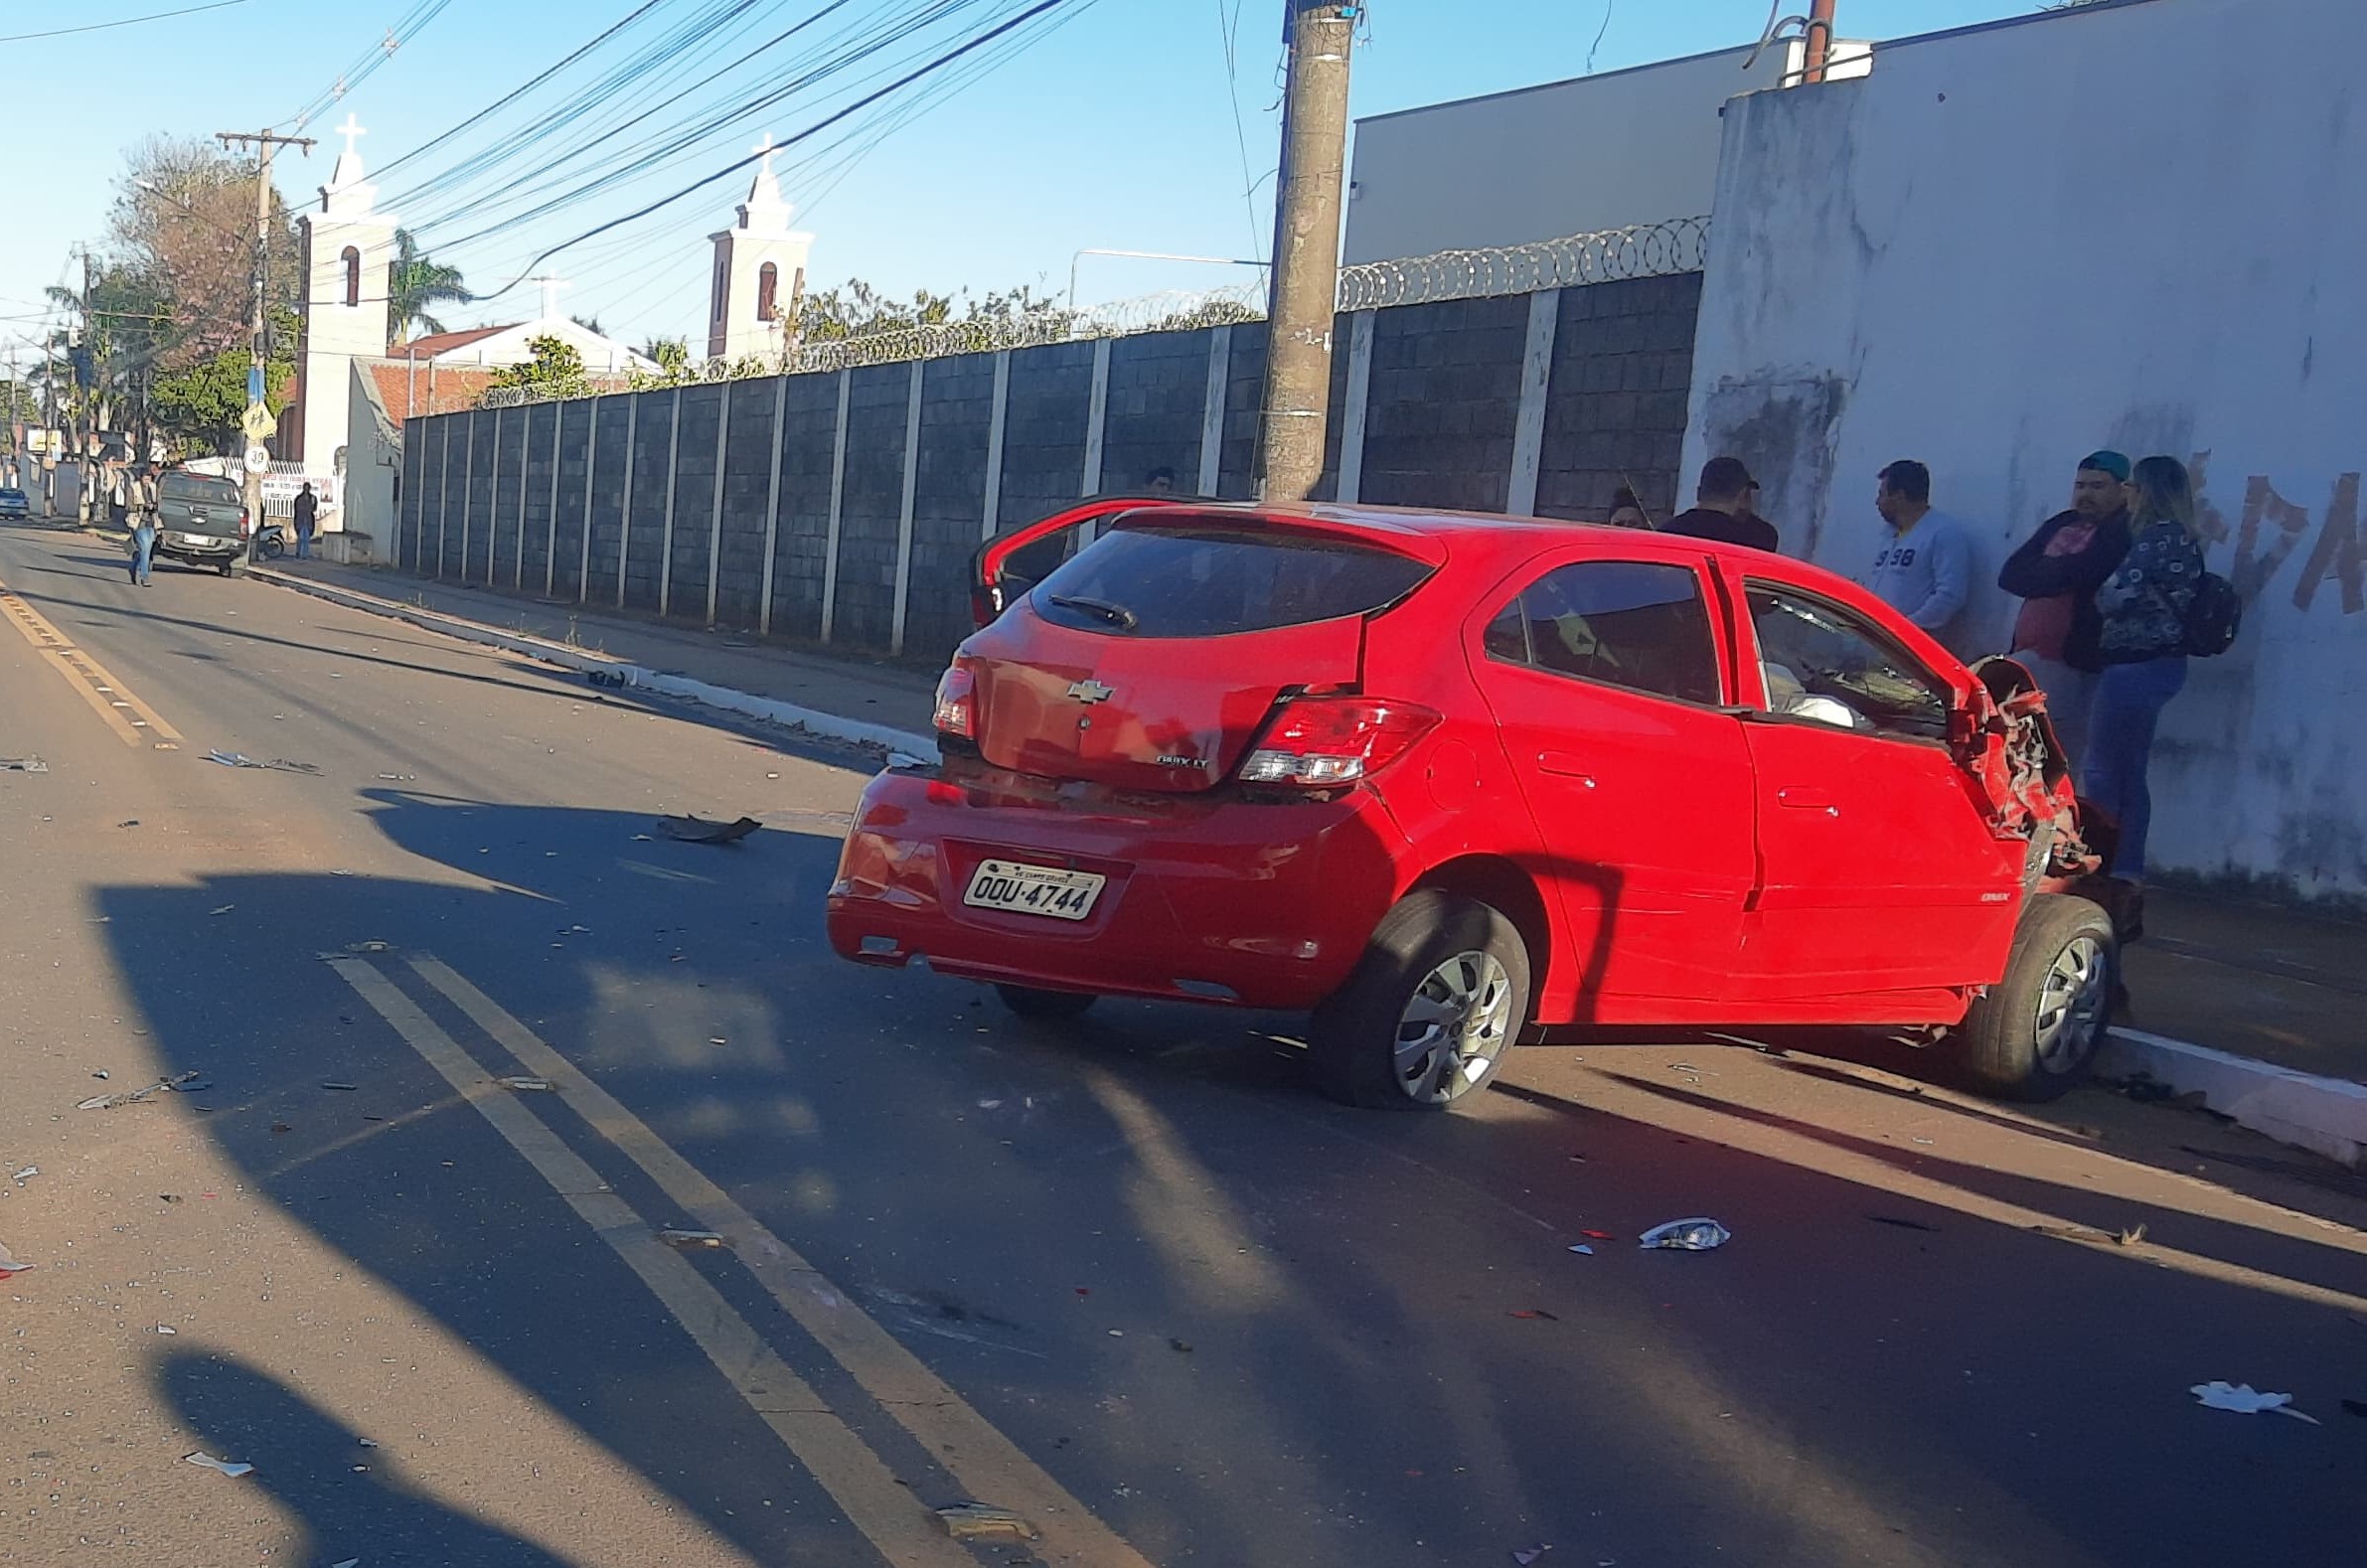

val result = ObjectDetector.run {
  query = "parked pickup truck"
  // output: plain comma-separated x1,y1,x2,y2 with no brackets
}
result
151,469,250,575
828,498,2137,1111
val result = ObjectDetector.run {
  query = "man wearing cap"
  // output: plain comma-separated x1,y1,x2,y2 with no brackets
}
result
1662,456,1779,551
1997,450,2134,764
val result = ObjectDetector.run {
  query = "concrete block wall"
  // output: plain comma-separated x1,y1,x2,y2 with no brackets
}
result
395,273,1707,669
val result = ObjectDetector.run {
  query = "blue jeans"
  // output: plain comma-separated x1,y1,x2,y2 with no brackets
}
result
2082,656,2187,877
296,529,312,558
128,531,155,585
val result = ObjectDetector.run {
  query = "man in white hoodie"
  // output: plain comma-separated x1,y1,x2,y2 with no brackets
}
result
1862,459,1973,656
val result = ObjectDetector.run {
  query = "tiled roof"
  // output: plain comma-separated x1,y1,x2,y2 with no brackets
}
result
365,362,501,428
393,325,516,360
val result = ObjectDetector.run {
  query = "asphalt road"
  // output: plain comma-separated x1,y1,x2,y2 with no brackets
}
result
4,520,2365,1568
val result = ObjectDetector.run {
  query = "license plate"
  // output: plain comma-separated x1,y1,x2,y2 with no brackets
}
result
962,860,1105,921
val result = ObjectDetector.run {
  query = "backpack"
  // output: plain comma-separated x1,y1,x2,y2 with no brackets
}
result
2181,569,2240,657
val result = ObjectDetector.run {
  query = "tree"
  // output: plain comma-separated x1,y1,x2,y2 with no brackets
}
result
487,335,588,396
390,229,472,342
107,135,297,371
570,313,605,337
640,335,688,367
794,278,1074,345
148,303,299,453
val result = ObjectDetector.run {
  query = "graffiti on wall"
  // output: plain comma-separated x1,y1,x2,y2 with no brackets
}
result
2192,451,2363,615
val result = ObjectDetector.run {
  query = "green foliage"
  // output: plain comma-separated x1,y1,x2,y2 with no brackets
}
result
391,229,472,342
796,278,1073,344
488,335,589,395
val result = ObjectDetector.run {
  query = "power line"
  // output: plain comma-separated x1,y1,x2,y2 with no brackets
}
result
0,0,248,44
1214,0,1264,262
275,0,459,131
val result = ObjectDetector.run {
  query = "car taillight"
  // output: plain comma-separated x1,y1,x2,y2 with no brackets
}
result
932,664,977,739
238,509,251,536
1238,697,1442,788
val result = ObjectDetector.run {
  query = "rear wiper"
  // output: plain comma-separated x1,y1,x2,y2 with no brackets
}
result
1047,593,1139,631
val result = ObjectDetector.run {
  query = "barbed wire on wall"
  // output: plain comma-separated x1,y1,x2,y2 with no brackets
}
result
478,217,1711,409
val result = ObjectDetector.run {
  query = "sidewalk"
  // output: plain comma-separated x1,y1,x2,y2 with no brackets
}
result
248,557,2367,1166
255,557,936,743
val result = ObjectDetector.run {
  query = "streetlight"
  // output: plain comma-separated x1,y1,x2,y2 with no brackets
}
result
1066,249,1271,313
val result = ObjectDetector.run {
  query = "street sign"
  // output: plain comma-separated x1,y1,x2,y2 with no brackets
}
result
239,401,276,442
242,443,270,475
247,366,265,405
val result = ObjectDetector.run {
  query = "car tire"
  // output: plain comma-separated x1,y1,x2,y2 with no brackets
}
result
1308,891,1530,1112
994,984,1097,1021
1953,893,2117,1102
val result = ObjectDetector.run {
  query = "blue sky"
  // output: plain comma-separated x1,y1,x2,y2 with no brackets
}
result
2,0,2030,364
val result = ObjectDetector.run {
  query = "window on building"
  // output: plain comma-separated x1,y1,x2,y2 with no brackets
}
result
757,262,778,321
711,255,728,324
1483,559,1722,706
341,246,361,308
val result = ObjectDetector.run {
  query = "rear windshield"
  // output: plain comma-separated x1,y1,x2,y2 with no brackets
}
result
1028,526,1431,638
160,473,240,504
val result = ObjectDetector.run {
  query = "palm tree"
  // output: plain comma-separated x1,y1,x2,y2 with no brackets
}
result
389,229,472,344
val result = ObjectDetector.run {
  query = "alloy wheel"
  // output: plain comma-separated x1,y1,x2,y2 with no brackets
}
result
2032,933,2109,1073
1394,950,1514,1105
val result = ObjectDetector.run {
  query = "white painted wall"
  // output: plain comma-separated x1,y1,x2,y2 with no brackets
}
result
345,360,400,548
1683,0,2367,903
1343,39,1868,263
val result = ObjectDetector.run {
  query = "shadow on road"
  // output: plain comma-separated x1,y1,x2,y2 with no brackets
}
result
87,786,2367,1568
160,1348,573,1568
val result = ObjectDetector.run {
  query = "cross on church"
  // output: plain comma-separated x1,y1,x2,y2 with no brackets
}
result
335,113,367,161
751,131,776,177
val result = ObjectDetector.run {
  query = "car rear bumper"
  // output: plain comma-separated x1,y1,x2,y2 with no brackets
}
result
826,766,1408,1011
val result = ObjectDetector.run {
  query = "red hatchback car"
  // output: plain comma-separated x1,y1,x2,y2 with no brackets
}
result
828,498,2134,1110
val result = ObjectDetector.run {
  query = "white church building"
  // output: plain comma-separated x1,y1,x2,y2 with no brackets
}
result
295,117,804,550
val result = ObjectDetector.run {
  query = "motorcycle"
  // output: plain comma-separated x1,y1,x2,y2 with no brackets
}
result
254,522,288,560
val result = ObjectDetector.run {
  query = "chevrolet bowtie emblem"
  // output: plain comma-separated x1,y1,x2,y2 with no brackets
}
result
1066,679,1114,705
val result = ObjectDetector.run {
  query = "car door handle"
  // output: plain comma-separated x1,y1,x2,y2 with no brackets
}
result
1777,786,1834,811
1537,751,1596,786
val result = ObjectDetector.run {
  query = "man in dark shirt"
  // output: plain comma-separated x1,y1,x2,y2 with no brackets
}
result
1662,456,1779,551
1997,450,2133,765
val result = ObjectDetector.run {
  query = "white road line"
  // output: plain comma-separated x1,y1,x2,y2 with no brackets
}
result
327,958,976,1568
407,955,1159,1568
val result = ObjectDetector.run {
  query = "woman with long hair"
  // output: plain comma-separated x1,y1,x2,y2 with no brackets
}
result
2084,454,2203,880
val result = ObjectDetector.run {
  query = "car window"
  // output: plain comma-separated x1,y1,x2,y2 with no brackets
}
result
1745,584,1951,740
159,473,239,505
1029,526,1431,638
1483,559,1721,706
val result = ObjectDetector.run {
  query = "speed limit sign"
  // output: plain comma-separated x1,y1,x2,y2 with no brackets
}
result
243,443,270,475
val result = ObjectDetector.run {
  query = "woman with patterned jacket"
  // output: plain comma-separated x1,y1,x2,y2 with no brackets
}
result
2083,455,2204,881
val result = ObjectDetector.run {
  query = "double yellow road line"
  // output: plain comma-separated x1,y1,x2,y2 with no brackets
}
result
0,573,184,748
334,953,1155,1568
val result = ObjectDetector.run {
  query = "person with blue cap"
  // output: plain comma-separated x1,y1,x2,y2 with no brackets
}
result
1997,450,2133,765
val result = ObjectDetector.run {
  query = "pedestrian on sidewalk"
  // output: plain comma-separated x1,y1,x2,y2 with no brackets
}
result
1860,459,1973,654
1662,456,1779,551
1606,486,1653,529
1998,450,2133,765
293,482,319,559
2085,455,2203,882
126,489,158,588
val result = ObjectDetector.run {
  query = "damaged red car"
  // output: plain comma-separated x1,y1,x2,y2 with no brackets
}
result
827,498,2135,1110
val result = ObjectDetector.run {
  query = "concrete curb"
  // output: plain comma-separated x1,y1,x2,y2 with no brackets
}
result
248,567,939,763
2099,1028,2367,1170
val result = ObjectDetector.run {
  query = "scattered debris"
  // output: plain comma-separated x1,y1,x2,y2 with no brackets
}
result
1911,1136,1936,1146
321,1082,360,1092
332,1559,361,1568
1509,1310,1560,1321
10,1167,35,1184
118,819,139,828
154,1325,176,1335
358,1438,379,1448
1170,1337,1193,1352
2340,1399,2367,1420
658,1228,725,1250
709,1036,727,1045
1566,1244,1594,1256
209,904,236,916
2192,1381,2319,1423
160,1193,182,1203
182,1452,254,1478
91,1070,109,1080
496,1076,553,1093
935,1503,1036,1542
0,756,49,772
1639,1218,1731,1252
1512,1545,1552,1565
586,669,628,689
887,751,930,771
205,750,320,775
377,772,417,781
2032,1221,2145,1247
78,1070,200,1111
656,814,761,845
346,940,392,953
1580,1228,1613,1240
1866,1214,1941,1233
0,1239,33,1277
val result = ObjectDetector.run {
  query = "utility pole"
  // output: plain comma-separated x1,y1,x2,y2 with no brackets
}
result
217,127,313,562
1254,3,1356,504
78,248,95,525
